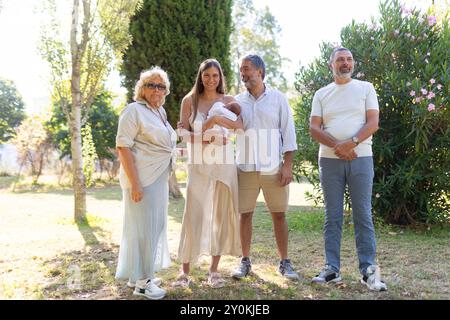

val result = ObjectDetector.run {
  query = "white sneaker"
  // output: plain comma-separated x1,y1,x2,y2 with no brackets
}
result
361,265,388,291
133,281,166,300
127,277,162,288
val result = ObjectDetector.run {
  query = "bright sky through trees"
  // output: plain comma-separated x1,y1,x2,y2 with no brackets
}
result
0,0,432,114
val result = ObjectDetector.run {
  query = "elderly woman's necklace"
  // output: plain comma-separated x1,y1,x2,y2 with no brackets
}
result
148,105,167,126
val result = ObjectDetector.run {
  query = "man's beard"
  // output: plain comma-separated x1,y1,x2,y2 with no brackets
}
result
333,66,354,79
242,78,253,89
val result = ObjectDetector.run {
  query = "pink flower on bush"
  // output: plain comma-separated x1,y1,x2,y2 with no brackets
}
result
437,84,443,90
410,90,416,96
428,16,437,26
401,6,412,15
421,88,428,95
427,92,435,99
427,103,435,111
429,78,435,84
356,72,365,78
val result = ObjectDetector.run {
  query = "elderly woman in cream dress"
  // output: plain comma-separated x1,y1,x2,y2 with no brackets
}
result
115,66,177,300
176,59,243,288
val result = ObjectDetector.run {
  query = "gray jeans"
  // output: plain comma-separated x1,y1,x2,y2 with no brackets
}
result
319,156,376,275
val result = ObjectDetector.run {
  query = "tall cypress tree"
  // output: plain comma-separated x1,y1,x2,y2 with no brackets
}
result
121,0,233,126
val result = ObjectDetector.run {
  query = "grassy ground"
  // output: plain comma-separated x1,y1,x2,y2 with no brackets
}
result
0,174,449,300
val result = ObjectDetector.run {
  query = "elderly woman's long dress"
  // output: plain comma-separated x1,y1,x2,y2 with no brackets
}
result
115,101,177,282
177,111,241,263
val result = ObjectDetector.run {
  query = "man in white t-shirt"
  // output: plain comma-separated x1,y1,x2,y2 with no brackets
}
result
309,47,387,291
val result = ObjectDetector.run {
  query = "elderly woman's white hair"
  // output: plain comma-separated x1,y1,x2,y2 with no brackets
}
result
133,66,171,106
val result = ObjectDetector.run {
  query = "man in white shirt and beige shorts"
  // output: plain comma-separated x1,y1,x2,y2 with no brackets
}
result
231,54,299,281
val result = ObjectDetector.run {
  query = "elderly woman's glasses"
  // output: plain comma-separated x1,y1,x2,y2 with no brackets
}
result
145,83,166,91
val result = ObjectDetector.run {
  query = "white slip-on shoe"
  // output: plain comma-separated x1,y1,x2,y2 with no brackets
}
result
127,277,162,288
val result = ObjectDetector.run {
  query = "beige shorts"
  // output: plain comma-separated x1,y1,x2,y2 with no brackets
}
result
238,170,289,213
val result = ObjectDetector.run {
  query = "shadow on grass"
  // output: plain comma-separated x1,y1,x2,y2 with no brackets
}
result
39,219,135,300
40,243,128,299
168,197,322,229
163,260,300,300
76,218,101,246
12,187,73,196
87,183,189,203
36,207,450,300
2,178,123,201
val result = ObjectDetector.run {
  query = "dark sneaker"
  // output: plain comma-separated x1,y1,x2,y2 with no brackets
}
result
277,259,300,280
232,257,251,279
311,266,342,283
361,265,387,291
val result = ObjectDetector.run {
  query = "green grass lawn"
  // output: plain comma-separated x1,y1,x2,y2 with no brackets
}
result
0,175,449,300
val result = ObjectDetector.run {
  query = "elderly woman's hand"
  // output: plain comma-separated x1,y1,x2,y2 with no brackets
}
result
177,121,191,140
131,182,144,203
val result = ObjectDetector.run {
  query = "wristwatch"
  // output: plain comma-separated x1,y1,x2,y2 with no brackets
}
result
352,136,360,146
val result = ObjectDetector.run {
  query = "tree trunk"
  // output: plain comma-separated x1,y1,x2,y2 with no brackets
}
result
32,151,45,185
169,170,182,198
58,158,66,185
71,0,87,223
70,107,87,223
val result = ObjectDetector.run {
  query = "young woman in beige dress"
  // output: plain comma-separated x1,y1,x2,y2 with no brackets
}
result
176,58,243,288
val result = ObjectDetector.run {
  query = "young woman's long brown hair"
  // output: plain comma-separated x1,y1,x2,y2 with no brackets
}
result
190,58,227,122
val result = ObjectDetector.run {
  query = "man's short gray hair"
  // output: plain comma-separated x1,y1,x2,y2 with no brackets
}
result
242,54,266,80
329,47,352,64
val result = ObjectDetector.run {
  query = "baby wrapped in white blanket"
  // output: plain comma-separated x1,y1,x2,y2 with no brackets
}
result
205,101,238,136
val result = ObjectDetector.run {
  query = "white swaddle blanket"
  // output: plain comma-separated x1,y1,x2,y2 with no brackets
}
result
206,101,237,135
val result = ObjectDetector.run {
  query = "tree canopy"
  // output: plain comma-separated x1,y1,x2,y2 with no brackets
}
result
46,91,119,161
0,78,26,143
121,0,233,126
230,0,288,93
